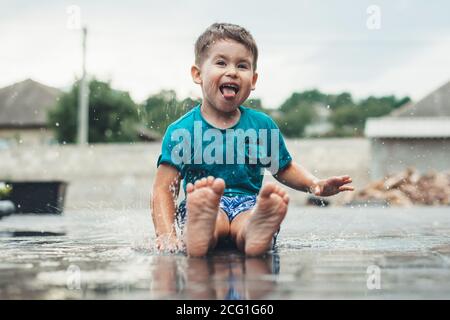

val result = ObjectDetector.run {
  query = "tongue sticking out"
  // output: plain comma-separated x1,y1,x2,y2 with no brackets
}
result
222,87,237,99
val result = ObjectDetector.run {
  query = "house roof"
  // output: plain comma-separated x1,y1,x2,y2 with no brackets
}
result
390,80,450,117
365,117,450,138
0,79,62,128
365,80,450,138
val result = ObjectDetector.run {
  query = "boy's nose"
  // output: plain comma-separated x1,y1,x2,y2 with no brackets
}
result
225,66,238,77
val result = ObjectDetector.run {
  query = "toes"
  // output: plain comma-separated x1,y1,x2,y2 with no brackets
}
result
194,178,207,189
211,178,225,195
190,177,225,195
260,183,287,199
274,186,288,200
260,182,277,198
283,194,290,204
278,188,286,197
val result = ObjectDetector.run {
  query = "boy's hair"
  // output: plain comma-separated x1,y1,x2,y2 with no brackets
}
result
195,23,258,70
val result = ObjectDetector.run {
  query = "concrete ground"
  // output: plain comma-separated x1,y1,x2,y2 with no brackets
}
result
0,205,449,299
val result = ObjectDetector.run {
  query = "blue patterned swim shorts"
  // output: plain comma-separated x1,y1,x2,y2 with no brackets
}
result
176,195,257,228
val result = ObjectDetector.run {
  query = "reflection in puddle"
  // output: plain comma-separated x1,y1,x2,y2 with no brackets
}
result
0,231,66,237
150,252,280,300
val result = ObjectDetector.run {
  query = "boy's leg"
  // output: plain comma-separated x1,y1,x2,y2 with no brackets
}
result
185,176,227,257
149,256,179,298
244,256,277,299
184,258,217,299
230,183,289,256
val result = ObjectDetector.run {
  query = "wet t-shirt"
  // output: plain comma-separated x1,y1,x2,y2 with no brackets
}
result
157,105,292,196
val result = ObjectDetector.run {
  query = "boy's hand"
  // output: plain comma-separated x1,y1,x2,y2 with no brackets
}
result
310,175,354,197
155,234,184,253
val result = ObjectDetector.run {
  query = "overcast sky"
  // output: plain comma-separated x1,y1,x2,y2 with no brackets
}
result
1,0,449,108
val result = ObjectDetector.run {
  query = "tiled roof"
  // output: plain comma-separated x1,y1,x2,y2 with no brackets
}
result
390,80,450,117
0,79,62,128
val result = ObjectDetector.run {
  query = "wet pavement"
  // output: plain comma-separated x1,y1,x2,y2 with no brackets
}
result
0,206,450,299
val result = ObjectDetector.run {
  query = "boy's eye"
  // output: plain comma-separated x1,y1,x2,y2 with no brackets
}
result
216,60,226,66
238,64,249,69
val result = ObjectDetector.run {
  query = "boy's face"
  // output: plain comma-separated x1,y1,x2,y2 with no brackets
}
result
191,39,258,114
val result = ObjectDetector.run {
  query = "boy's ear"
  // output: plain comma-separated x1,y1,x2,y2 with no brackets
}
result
191,65,202,85
251,72,258,91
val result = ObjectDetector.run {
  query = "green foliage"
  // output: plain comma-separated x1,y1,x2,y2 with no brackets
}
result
276,89,410,138
328,95,411,136
326,92,355,109
243,98,264,111
275,104,317,137
329,105,365,129
48,79,139,143
279,90,327,113
139,90,200,135
275,91,322,137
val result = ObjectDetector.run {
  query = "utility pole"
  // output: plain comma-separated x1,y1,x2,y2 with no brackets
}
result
77,26,89,145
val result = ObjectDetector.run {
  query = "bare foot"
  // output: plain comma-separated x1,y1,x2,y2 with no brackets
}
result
244,183,289,256
185,176,225,257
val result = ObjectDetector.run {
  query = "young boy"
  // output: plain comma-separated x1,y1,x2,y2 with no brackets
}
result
151,23,354,257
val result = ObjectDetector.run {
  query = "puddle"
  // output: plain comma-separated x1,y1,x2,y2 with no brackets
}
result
1,207,450,299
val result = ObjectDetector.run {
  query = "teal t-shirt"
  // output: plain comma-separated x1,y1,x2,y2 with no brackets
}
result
157,105,292,196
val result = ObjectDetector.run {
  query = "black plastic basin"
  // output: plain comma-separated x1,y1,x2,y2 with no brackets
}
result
5,181,67,214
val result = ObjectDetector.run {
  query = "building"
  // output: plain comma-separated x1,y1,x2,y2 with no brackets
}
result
365,81,450,179
0,79,62,146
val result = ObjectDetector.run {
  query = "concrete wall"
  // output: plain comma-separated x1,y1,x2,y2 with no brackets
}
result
0,128,53,145
0,139,370,209
370,138,450,179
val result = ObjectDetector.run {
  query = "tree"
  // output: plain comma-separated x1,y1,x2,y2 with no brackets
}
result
276,103,316,137
139,91,199,135
243,98,265,111
48,79,139,143
276,89,410,138
279,90,327,113
329,95,411,136
276,91,324,137
326,92,355,110
329,105,366,136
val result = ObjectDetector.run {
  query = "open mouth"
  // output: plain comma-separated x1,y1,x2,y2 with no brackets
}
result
219,83,240,99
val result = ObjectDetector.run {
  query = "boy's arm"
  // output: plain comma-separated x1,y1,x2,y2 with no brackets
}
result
273,162,319,193
151,164,182,252
274,162,354,196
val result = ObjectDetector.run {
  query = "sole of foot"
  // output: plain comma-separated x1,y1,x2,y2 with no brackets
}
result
185,176,225,257
244,183,289,256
